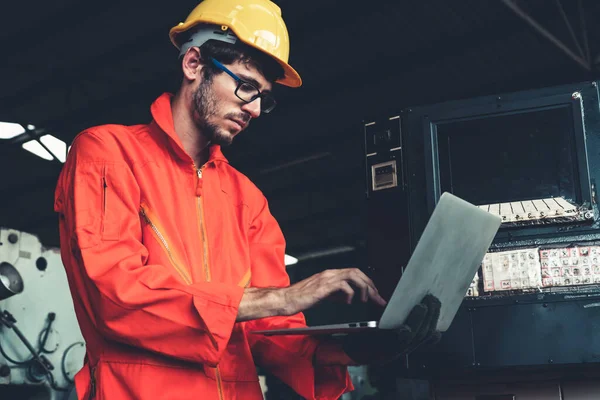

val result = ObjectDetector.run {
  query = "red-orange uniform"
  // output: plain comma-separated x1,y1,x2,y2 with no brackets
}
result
54,93,353,399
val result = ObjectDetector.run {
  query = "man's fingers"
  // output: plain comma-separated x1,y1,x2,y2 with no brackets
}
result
368,288,387,306
359,276,385,305
346,268,378,290
421,295,441,319
356,279,385,305
404,303,428,336
338,281,355,304
342,269,386,305
421,295,441,331
318,268,386,306
413,295,442,344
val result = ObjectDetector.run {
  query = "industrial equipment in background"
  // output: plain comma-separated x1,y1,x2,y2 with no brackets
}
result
0,228,84,400
364,81,600,399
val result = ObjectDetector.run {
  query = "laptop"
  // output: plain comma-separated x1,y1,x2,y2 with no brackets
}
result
251,192,502,336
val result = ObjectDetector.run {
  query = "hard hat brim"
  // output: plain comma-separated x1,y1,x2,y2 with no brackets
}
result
170,22,302,88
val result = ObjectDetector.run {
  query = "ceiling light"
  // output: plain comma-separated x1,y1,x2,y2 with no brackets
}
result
0,122,25,139
296,246,355,262
22,140,53,161
40,134,67,163
26,124,36,130
284,254,298,266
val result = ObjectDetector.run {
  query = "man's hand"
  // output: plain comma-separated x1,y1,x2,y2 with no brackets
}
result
339,294,442,365
281,268,387,315
236,268,386,322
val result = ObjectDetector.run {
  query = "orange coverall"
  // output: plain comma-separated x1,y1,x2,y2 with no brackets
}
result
54,93,353,399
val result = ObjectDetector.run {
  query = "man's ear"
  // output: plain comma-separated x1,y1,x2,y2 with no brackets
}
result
181,47,204,82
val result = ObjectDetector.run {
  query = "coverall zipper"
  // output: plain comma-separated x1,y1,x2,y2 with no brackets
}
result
89,366,97,400
102,177,107,215
140,206,192,284
140,203,219,350
195,165,225,400
196,167,211,282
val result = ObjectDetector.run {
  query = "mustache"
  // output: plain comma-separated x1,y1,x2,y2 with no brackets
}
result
225,112,251,124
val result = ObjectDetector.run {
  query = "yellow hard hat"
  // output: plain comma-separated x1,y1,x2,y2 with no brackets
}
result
169,0,301,87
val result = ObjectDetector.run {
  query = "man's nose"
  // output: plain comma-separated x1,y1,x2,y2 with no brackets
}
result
241,98,261,119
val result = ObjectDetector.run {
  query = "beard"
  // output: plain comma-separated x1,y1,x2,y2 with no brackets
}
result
192,79,249,147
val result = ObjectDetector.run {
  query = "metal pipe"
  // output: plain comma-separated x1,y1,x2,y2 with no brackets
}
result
578,0,591,64
554,0,585,61
501,0,591,71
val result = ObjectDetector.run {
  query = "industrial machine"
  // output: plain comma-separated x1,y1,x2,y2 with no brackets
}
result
364,81,600,399
0,228,84,400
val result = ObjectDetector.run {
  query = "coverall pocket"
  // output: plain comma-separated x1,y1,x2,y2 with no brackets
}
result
101,164,120,241
69,162,103,249
74,209,100,249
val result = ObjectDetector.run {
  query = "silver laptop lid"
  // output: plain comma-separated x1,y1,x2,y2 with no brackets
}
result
378,192,501,331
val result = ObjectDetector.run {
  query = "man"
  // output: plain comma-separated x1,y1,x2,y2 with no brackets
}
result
54,0,441,399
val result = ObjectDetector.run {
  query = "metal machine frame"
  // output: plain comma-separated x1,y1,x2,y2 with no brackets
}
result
409,82,600,250
364,81,600,379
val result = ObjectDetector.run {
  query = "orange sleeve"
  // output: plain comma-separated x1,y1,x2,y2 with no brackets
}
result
243,195,354,400
54,130,244,367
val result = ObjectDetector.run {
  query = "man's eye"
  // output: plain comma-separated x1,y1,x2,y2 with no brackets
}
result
239,83,257,94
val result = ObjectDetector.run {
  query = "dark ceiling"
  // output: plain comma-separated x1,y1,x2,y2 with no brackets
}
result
1,0,599,266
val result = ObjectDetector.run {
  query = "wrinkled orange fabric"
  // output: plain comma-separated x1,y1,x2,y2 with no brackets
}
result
54,93,353,400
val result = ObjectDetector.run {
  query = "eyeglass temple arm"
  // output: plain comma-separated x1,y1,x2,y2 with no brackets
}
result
210,58,240,82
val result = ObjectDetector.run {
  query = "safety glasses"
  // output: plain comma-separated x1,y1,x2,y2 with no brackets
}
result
210,58,277,114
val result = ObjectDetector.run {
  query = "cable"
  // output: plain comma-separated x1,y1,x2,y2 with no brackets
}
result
38,313,57,354
12,323,70,392
0,310,70,392
61,341,85,384
0,339,30,365
45,366,70,392
0,311,55,364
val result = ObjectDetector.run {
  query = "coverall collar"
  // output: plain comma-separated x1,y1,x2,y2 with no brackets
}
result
150,92,229,165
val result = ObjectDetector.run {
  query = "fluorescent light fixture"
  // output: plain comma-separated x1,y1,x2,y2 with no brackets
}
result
0,122,25,139
284,254,298,266
296,246,355,261
40,134,67,163
22,140,53,161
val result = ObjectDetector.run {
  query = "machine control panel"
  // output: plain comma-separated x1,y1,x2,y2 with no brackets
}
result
466,245,600,295
478,197,593,227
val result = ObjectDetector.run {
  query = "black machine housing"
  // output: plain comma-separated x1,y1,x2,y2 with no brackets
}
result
364,81,600,378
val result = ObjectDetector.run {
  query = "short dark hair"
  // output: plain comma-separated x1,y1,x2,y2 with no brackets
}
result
174,37,285,87
198,39,285,84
